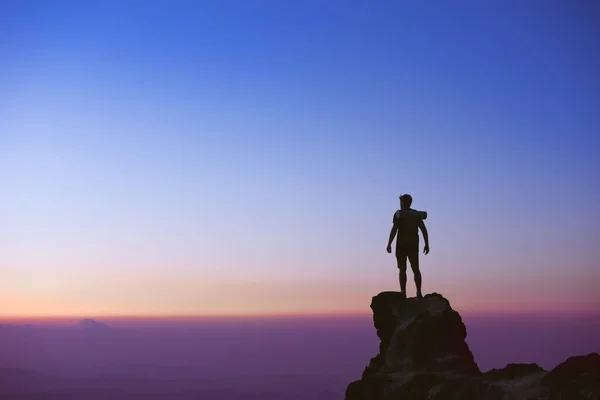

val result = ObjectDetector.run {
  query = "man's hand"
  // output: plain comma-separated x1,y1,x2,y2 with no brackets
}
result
423,245,430,255
386,245,392,254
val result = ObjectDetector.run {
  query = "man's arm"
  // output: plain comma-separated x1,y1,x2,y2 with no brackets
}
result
419,220,430,254
386,224,397,253
387,212,398,253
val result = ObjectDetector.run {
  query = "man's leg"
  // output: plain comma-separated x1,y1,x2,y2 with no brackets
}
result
396,251,408,294
407,250,422,298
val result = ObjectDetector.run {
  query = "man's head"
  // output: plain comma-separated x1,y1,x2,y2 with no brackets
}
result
399,194,413,209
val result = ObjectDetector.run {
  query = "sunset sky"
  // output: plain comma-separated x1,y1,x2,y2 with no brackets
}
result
1,1,599,318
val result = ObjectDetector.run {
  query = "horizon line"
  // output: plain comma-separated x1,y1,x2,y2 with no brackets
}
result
2,309,600,323
0,311,372,322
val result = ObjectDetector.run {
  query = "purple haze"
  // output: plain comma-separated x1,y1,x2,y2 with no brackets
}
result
1,315,599,398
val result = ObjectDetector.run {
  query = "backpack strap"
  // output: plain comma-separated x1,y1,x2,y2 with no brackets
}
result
394,209,402,225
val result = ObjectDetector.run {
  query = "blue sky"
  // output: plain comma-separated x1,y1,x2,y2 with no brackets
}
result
1,1,599,316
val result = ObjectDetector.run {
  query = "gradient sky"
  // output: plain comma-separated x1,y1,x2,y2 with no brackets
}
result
1,0,599,317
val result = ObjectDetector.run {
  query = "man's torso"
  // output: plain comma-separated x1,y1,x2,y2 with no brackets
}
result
393,209,420,249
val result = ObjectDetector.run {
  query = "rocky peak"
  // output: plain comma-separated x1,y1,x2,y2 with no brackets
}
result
346,292,600,400
365,292,478,378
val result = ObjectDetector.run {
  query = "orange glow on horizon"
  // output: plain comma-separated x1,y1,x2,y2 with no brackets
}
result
3,271,597,319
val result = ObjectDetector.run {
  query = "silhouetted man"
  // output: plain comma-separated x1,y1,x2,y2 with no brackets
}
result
386,194,429,298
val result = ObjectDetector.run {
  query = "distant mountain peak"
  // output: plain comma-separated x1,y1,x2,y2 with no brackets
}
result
77,319,110,330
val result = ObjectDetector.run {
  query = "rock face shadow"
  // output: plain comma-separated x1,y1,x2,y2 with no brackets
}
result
346,292,600,400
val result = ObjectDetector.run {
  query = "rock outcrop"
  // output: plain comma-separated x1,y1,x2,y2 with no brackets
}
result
346,292,600,400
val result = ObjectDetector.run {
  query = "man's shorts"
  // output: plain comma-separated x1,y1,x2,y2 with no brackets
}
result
395,246,419,266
